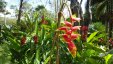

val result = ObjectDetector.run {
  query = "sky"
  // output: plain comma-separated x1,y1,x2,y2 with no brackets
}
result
5,0,53,11
3,0,86,18
4,0,53,17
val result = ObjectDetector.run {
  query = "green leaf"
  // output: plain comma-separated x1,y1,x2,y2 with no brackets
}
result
108,49,113,54
96,0,107,18
44,55,53,64
104,54,112,64
7,37,20,51
85,43,104,53
25,49,35,64
34,20,38,35
40,26,45,44
86,58,98,64
34,48,40,64
87,31,98,43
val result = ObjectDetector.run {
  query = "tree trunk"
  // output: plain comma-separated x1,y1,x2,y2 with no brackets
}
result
84,0,92,26
109,18,113,38
70,0,83,26
107,0,113,38
70,0,79,16
17,0,23,24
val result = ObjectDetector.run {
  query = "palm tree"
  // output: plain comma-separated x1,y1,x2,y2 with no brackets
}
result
91,0,113,38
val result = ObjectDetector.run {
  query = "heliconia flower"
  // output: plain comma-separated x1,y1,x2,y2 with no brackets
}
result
81,26,88,31
58,16,81,58
41,15,44,23
33,35,38,44
41,20,48,24
111,42,113,46
58,27,67,31
67,41,77,58
62,34,71,42
71,34,80,40
66,30,72,35
98,38,103,42
70,16,81,22
71,26,81,31
64,21,72,27
109,38,112,43
81,34,87,41
41,15,48,24
21,36,26,46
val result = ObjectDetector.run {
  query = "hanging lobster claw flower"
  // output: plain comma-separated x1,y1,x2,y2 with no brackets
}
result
81,34,87,41
62,34,71,42
71,34,80,40
67,41,77,58
58,15,81,58
71,26,81,31
21,36,26,46
64,21,72,27
70,16,81,22
58,27,67,32
66,30,72,35
81,26,88,31
109,38,112,43
33,35,38,44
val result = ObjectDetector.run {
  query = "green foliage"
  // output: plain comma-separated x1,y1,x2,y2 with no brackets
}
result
35,5,45,11
0,43,11,64
89,22,106,32
1,12,113,64
104,54,113,64
95,0,107,18
0,0,7,12
87,31,98,42
1,11,57,63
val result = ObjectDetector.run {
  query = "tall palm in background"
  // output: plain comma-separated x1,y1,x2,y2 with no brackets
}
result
92,0,113,38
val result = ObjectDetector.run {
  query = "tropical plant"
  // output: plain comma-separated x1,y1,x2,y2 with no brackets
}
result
0,0,7,12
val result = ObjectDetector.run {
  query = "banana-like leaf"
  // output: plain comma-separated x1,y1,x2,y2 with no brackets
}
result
95,0,107,18
104,54,113,64
87,31,98,43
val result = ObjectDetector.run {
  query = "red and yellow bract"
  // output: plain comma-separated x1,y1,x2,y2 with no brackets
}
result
58,16,80,58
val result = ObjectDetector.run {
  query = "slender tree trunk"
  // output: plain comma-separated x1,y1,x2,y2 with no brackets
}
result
17,0,23,24
109,19,113,38
107,0,113,38
109,0,113,38
79,0,83,20
84,0,92,26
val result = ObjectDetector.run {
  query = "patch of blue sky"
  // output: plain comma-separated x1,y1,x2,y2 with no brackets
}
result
4,0,86,18
5,0,54,12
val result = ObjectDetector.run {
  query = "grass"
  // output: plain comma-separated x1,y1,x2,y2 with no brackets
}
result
0,17,17,25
